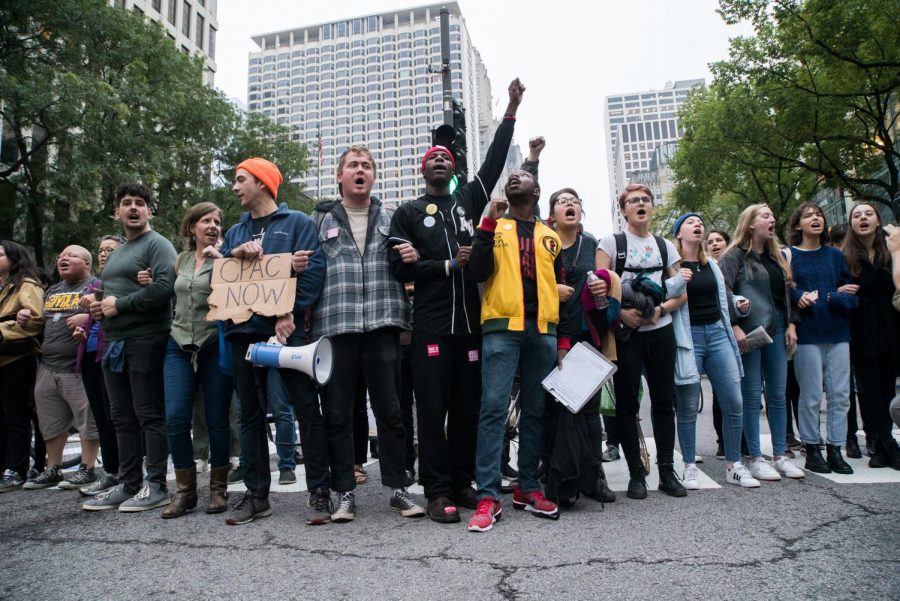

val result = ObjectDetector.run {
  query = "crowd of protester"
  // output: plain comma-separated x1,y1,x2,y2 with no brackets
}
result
1,79,899,533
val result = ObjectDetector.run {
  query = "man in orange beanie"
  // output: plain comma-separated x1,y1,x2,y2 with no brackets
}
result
219,157,328,526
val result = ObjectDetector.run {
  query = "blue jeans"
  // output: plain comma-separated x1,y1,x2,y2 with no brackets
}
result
675,321,744,463
476,321,556,500
163,338,233,470
794,343,850,445
740,315,788,458
266,369,297,471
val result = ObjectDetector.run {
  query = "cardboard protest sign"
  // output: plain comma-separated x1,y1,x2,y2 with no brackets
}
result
206,253,296,324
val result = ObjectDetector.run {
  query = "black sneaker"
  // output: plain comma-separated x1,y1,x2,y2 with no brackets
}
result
227,464,248,484
0,469,24,493
58,464,99,490
306,487,333,525
404,469,416,488
389,489,425,518
225,493,272,525
278,468,297,485
23,465,63,490
80,473,118,497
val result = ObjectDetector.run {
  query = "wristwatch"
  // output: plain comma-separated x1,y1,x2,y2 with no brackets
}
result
658,305,668,318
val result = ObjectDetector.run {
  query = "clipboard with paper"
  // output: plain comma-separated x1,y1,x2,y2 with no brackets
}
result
541,341,617,414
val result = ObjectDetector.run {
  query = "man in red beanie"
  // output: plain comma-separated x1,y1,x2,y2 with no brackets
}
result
389,78,526,524
219,157,328,525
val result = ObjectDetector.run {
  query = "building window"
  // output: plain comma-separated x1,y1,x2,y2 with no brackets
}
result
196,13,204,49
167,0,177,24
208,25,216,59
181,1,191,37
152,0,162,12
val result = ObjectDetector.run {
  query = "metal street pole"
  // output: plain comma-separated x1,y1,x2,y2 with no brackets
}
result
440,7,452,127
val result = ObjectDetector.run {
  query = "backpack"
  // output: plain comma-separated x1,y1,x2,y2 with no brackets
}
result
613,232,669,297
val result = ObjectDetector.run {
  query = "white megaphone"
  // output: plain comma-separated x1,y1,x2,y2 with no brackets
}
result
245,337,334,386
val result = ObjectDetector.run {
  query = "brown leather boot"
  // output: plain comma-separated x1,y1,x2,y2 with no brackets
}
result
161,466,197,519
207,465,230,514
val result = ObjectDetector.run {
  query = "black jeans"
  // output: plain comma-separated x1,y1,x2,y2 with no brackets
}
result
103,332,168,492
0,355,37,477
411,331,480,499
230,334,329,498
352,375,368,466
612,324,677,473
323,328,406,492
399,343,417,473
81,351,119,475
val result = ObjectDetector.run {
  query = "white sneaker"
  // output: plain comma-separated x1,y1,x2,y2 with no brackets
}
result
773,456,805,479
683,463,700,490
694,455,704,464
726,463,761,488
749,459,782,481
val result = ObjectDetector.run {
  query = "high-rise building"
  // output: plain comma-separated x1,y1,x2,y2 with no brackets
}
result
604,79,703,229
112,0,218,86
246,2,495,207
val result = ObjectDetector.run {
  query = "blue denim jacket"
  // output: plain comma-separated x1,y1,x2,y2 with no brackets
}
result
670,259,745,385
219,203,325,339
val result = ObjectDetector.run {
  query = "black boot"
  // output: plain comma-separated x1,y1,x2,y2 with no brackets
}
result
826,445,853,474
657,463,687,497
588,475,617,504
804,443,831,473
845,436,862,459
626,463,647,500
868,438,892,468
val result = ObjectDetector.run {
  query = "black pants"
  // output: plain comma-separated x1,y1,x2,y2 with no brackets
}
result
612,324,677,473
81,351,119,475
0,355,37,478
853,352,897,442
411,331,480,499
323,328,406,492
784,360,800,437
103,333,168,492
399,343,417,473
352,375,368,466
230,334,329,498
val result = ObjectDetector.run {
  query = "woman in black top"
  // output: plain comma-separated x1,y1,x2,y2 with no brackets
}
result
842,202,900,469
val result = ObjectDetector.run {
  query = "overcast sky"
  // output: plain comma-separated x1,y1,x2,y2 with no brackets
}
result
214,0,750,236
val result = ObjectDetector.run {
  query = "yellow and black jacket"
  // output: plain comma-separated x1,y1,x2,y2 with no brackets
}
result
469,216,571,348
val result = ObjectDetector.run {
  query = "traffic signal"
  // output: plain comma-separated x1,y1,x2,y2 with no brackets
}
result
451,99,468,183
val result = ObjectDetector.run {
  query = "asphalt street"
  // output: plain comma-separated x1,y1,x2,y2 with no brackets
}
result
2,378,899,601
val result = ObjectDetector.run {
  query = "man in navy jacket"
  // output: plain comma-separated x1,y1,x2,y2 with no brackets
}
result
219,157,326,525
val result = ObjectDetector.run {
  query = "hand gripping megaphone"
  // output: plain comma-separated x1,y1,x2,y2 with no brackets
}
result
245,337,334,386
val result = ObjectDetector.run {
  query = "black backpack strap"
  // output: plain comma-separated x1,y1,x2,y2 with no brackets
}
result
614,232,627,276
654,235,668,273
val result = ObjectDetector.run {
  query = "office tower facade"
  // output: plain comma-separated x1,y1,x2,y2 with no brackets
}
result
604,79,703,229
246,2,494,207
113,0,219,85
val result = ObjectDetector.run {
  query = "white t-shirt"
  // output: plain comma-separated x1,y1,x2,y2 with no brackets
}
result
598,229,680,331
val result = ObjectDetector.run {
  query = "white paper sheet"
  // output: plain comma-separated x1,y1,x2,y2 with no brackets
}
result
541,342,617,414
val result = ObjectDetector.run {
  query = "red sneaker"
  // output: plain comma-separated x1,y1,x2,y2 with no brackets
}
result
467,498,502,532
512,486,560,519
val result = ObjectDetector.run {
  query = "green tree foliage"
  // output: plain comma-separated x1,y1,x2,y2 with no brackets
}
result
210,111,312,232
672,0,900,230
0,0,309,264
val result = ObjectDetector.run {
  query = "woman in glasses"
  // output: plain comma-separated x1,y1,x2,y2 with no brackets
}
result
76,235,127,496
542,188,616,506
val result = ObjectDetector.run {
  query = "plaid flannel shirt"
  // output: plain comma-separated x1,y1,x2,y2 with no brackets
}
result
311,200,411,337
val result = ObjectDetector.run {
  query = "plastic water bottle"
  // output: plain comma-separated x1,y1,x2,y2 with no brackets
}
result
586,271,609,310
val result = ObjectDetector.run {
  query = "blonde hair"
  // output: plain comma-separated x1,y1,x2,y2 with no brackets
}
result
727,203,793,282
